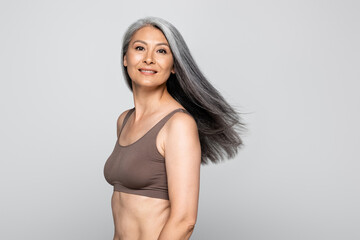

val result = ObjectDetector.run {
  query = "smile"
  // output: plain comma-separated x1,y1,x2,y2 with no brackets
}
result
139,69,157,74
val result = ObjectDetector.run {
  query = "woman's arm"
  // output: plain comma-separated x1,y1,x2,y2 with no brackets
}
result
158,112,201,240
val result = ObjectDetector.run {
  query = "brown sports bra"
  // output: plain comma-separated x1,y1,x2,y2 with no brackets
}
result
104,107,191,200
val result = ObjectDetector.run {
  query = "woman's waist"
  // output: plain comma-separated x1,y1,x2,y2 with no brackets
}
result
112,191,170,219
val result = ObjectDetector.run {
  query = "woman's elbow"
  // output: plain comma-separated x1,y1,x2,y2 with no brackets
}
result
186,222,196,233
171,214,197,229
181,216,197,232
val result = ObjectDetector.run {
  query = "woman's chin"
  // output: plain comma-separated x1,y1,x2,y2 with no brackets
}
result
132,80,166,89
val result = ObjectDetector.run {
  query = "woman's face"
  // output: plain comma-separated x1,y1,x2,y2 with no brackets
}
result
124,26,175,88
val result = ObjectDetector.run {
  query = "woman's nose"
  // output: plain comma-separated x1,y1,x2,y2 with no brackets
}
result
143,51,155,64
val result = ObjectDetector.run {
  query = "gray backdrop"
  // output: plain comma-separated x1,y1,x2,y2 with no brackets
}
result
1,0,359,239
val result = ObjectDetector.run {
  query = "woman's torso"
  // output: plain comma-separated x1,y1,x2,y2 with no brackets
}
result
105,106,190,239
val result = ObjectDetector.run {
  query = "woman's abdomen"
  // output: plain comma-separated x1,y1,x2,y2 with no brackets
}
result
111,191,170,240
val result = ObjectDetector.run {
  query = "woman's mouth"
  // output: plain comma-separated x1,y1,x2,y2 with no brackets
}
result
139,69,157,74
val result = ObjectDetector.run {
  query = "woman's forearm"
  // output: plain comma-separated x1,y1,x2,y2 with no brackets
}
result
158,217,196,240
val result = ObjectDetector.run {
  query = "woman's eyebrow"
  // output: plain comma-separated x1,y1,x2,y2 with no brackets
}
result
132,40,169,47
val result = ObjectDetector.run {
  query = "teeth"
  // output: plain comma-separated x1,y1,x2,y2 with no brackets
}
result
140,69,156,73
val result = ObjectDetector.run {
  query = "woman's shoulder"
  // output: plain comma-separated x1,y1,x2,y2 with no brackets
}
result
165,102,195,123
169,109,196,125
164,107,198,138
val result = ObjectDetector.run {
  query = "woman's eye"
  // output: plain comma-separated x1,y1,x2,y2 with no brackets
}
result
157,49,167,54
135,46,144,51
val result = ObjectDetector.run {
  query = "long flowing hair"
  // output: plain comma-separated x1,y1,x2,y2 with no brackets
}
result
121,17,247,164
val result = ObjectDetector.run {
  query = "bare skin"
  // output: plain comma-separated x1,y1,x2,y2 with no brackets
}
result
110,25,201,240
111,190,170,240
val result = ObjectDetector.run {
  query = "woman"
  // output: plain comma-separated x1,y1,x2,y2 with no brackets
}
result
104,17,245,240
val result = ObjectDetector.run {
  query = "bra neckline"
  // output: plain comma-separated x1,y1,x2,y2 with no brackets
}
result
117,108,186,148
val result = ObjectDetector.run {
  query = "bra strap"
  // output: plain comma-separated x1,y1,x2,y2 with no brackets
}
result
118,107,135,138
149,108,191,135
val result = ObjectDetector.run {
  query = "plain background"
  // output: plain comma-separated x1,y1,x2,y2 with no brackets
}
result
1,0,359,239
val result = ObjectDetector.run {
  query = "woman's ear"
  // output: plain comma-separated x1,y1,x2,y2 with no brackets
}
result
123,55,127,67
171,66,175,74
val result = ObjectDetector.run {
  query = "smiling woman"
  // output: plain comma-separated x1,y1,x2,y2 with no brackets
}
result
104,16,246,240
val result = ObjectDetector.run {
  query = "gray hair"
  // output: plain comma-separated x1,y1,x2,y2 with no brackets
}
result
121,17,246,164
